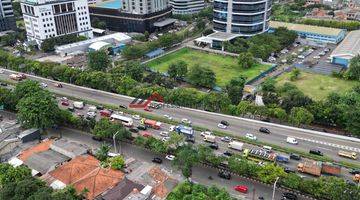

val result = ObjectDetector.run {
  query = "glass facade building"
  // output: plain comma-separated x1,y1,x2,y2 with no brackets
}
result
213,0,272,36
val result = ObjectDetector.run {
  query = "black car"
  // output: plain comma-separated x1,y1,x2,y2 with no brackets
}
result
281,192,297,200
96,105,104,110
152,157,162,164
220,120,229,126
0,82,7,86
137,125,147,130
289,153,301,160
309,149,323,156
68,106,75,112
119,104,128,109
186,137,195,143
129,128,139,133
349,169,360,175
218,171,231,180
284,167,295,173
92,136,103,142
223,151,233,157
209,143,219,150
259,127,271,134
218,162,229,169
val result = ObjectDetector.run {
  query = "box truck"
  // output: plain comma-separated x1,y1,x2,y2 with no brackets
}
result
297,161,341,176
228,141,244,151
204,135,216,143
73,101,84,109
338,150,357,160
143,119,162,129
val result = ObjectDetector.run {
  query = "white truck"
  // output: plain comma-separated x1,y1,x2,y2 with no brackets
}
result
73,101,84,109
228,141,244,151
204,135,216,143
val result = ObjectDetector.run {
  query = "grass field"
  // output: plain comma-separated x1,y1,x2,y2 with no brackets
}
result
146,48,271,86
276,71,358,100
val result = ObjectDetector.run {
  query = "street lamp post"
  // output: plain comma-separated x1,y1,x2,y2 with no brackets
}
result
113,131,120,153
272,177,279,200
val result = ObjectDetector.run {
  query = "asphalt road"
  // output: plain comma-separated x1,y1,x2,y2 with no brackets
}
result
0,68,359,168
47,127,313,200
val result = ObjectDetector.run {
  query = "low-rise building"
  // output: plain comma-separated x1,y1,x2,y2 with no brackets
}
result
331,30,360,67
269,21,346,44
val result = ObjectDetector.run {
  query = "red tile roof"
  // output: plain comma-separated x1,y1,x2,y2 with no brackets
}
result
18,139,53,161
49,155,124,199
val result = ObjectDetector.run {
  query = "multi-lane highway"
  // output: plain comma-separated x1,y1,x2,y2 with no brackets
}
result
1,68,359,168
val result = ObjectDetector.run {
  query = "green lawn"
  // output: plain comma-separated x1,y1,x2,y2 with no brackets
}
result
276,71,358,100
146,48,271,86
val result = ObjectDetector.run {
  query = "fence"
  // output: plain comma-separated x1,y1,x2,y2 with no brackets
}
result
246,63,278,85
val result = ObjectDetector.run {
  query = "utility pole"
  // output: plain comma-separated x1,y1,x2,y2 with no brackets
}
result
113,131,120,153
272,177,279,200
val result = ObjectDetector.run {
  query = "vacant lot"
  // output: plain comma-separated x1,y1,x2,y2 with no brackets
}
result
276,71,358,100
146,48,271,86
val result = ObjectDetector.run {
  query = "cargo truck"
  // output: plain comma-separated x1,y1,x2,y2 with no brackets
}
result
297,161,341,176
276,154,290,163
338,150,357,160
143,119,162,129
204,135,216,143
243,148,277,161
9,74,22,81
228,141,244,151
175,125,194,137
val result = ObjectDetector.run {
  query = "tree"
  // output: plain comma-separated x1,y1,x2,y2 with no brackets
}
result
92,118,130,140
225,76,246,105
109,156,125,170
16,90,59,130
257,164,287,184
347,55,360,80
238,52,256,68
123,61,144,81
173,145,198,178
289,107,314,126
290,68,301,81
13,80,42,100
88,50,110,71
279,83,313,112
168,61,188,80
187,65,216,88
95,144,110,162
261,78,276,92
165,132,185,150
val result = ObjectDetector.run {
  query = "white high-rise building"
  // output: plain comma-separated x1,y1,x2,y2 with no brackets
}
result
21,0,93,46
170,0,205,15
121,0,169,14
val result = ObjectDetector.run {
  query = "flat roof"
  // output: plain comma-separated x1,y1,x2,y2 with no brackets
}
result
331,30,360,59
207,32,239,42
89,41,112,51
270,21,344,37
153,18,177,27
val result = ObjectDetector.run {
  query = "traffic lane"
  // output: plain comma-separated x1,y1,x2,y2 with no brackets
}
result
1,70,358,161
48,127,279,200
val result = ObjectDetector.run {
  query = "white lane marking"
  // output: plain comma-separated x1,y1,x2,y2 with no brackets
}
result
294,136,360,153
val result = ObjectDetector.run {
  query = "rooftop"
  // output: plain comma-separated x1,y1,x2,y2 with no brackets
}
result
207,32,239,42
269,21,344,36
94,0,122,9
50,138,88,158
49,155,124,200
89,41,112,51
101,178,145,200
331,30,360,59
153,18,177,27
24,150,70,175
18,139,53,161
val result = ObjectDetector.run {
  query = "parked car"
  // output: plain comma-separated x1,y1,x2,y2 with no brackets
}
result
169,125,176,132
209,143,219,150
284,167,295,173
40,82,47,88
0,82,7,86
129,128,139,133
309,149,323,156
186,137,195,143
245,133,257,140
137,125,147,130
67,107,75,112
223,151,233,157
165,155,175,161
349,169,360,175
281,192,297,200
86,112,96,119
100,110,111,117
132,115,141,120
181,118,192,124
218,171,231,180
92,136,103,142
152,157,162,164
144,107,152,112
96,105,104,110
201,131,212,137
160,131,169,137
234,185,248,193
162,137,170,142
259,127,270,134
289,153,301,160
119,104,128,109
61,101,70,106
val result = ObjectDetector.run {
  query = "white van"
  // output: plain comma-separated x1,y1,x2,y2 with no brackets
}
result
73,101,84,109
286,137,298,144
88,106,97,112
262,145,272,152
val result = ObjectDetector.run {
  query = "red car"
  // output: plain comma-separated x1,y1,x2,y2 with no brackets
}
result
234,185,248,193
100,110,111,117
54,83,63,88
61,101,69,106
140,131,152,137
144,107,152,112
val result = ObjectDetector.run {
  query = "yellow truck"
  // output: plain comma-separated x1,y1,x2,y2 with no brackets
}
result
338,150,358,160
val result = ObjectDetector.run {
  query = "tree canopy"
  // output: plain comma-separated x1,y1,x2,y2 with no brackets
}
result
88,50,110,71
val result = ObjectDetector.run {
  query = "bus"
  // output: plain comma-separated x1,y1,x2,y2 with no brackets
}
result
110,114,133,127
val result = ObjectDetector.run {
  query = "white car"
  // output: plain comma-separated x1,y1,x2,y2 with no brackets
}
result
40,82,47,88
245,133,257,141
319,51,326,56
164,114,173,120
200,131,212,137
0,69,4,74
86,111,96,118
220,136,232,142
297,55,305,59
217,123,227,129
160,131,169,137
169,125,176,132
165,155,175,161
132,115,141,120
162,137,170,142
286,137,298,145
313,56,320,59
181,118,191,124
